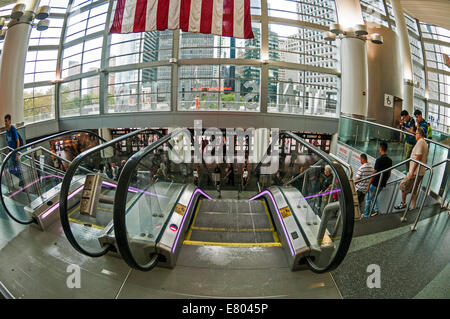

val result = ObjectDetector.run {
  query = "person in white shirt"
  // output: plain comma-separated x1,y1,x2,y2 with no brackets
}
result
354,154,373,215
395,127,429,211
242,166,249,188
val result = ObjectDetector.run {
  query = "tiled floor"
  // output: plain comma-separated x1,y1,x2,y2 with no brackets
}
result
331,209,450,299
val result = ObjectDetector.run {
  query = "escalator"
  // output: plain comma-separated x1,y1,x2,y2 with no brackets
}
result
59,128,354,273
184,198,280,247
0,130,108,229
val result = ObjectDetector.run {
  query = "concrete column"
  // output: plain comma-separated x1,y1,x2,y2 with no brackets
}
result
391,0,414,113
254,128,269,164
335,0,368,118
340,37,368,118
0,0,40,124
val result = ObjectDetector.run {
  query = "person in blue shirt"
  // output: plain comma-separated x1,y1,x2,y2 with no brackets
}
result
4,114,24,187
400,110,416,171
414,109,432,140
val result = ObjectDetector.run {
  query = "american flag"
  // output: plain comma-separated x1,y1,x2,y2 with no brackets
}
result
110,0,254,39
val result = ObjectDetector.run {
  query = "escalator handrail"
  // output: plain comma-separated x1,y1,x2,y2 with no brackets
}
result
0,129,107,225
340,115,450,151
253,131,355,273
284,164,323,187
112,128,187,270
58,128,164,257
329,153,353,179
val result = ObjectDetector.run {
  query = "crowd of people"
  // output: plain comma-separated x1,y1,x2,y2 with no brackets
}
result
352,109,431,218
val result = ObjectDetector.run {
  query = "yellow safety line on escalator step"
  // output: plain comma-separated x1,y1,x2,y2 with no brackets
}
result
190,226,273,232
183,240,282,247
185,198,202,241
68,217,105,230
263,200,280,243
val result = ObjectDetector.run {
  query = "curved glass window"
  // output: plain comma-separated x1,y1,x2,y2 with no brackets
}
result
0,0,348,122
268,0,336,26
360,0,389,27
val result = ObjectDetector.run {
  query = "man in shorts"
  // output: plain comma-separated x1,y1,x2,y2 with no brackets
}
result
394,127,429,211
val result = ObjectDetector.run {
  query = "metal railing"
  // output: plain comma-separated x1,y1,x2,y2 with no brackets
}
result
355,157,433,231
431,159,450,209
341,115,450,151
0,129,107,225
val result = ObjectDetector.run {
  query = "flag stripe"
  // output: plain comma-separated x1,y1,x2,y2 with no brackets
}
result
200,0,213,34
222,0,233,37
133,0,148,32
157,0,170,30
110,0,126,33
210,0,223,36
233,0,244,38
180,0,191,32
110,0,254,39
122,0,138,33
243,0,253,38
168,0,181,29
146,0,158,31
188,0,202,33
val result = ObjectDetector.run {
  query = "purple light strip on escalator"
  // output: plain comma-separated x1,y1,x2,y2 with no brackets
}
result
172,188,212,254
8,174,63,198
101,181,168,199
41,185,84,219
303,189,341,200
249,190,295,256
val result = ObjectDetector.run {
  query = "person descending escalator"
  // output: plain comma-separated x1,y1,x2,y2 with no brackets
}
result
4,114,24,187
364,141,392,218
319,165,334,213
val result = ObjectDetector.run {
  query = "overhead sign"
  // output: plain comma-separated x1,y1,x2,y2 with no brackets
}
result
384,94,393,108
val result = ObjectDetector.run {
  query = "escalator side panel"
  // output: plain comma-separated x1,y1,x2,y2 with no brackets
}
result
250,189,310,271
157,185,211,268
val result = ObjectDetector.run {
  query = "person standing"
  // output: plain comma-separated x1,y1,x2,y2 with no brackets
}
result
319,165,334,212
364,141,392,218
225,163,234,186
414,109,432,140
399,110,416,171
111,162,119,180
394,127,429,211
4,114,23,187
354,154,373,215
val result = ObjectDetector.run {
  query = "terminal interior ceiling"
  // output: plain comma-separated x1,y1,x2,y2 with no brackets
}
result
0,0,449,300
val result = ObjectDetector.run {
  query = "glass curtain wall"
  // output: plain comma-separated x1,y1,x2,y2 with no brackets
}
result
420,23,450,133
0,0,342,123
1,0,447,125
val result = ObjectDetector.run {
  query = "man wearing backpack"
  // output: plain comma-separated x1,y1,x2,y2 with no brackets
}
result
4,114,24,187
414,110,432,140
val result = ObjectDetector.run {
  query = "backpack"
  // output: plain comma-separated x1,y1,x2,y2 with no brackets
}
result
419,121,432,140
427,124,433,139
18,133,24,147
